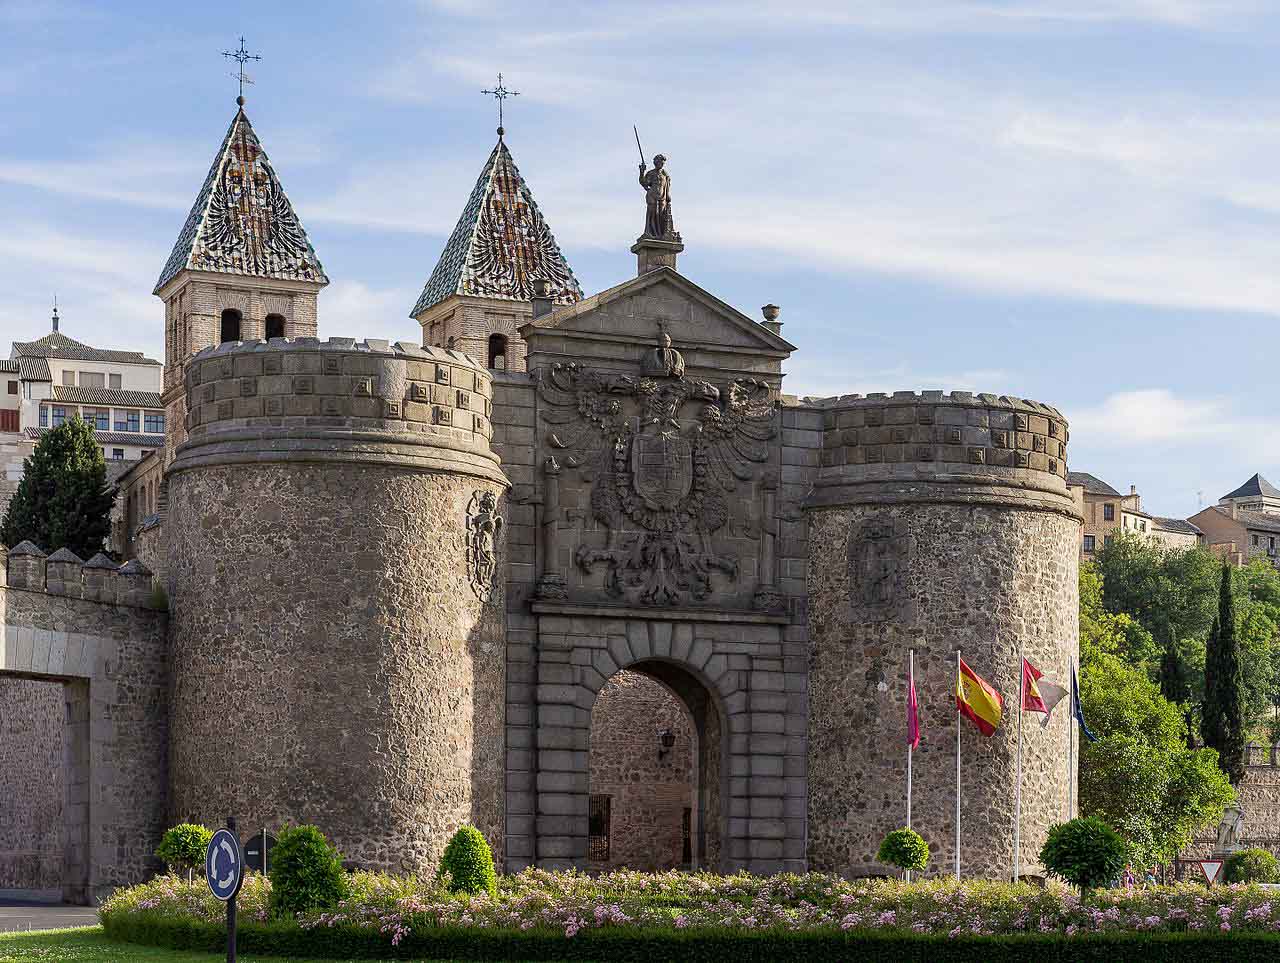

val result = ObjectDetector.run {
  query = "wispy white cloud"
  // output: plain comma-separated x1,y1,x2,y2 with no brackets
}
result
1071,388,1280,451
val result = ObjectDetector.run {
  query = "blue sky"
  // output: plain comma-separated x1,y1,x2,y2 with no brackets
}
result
2,0,1278,518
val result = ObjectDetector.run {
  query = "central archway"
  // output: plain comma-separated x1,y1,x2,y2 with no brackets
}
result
587,660,723,871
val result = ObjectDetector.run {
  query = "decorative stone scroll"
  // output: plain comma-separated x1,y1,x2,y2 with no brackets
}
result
466,490,504,602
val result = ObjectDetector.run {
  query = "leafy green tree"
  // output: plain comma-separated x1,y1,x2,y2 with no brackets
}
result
155,823,213,883
1080,564,1157,669
1202,563,1246,784
0,418,113,559
877,828,929,873
1079,651,1235,864
1040,817,1127,892
1224,847,1280,883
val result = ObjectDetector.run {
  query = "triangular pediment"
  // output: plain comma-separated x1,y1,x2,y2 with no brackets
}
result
522,267,795,357
155,108,327,294
411,138,582,317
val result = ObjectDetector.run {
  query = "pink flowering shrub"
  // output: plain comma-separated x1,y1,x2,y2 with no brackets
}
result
100,868,1280,948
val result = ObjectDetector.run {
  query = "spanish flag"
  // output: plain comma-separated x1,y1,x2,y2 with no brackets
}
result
956,658,1003,736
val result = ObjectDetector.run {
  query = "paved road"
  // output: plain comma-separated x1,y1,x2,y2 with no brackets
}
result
0,900,99,932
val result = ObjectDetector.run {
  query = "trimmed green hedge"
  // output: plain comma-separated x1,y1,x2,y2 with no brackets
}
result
100,912,1280,962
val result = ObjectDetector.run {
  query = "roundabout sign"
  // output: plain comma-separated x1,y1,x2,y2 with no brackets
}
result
206,828,244,902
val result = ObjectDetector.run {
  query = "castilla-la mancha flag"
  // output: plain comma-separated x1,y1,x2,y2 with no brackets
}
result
956,658,1003,736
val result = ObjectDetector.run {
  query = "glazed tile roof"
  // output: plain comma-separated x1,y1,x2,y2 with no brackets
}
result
17,357,51,381
24,427,163,446
1222,473,1280,501
411,137,582,317
51,385,163,408
1066,471,1121,497
0,360,17,374
1154,517,1202,536
12,330,160,366
155,107,327,293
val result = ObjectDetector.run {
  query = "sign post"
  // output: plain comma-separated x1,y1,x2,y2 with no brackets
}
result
206,816,245,963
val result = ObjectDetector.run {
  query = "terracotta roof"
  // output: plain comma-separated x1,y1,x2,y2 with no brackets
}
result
156,107,327,293
16,357,51,381
12,330,159,366
24,427,162,446
411,136,582,317
1066,471,1121,497
1154,517,1202,536
51,385,163,408
1222,473,1280,501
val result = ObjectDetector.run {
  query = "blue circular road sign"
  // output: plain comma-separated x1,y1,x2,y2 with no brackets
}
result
206,828,244,902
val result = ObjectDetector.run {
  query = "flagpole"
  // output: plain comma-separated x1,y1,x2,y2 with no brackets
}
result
1014,643,1024,883
907,647,914,884
955,647,962,880
1068,657,1075,820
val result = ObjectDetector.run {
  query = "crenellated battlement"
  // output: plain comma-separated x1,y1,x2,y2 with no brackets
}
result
797,387,1073,506
172,336,507,486
4,542,156,608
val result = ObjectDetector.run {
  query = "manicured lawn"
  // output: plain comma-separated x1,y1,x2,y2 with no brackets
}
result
0,926,498,963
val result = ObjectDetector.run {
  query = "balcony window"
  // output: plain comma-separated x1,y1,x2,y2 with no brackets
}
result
144,412,165,434
85,407,108,430
127,410,140,432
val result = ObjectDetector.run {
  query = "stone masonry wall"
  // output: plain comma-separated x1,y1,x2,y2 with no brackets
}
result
0,678,64,891
806,503,1080,878
165,339,508,876
587,669,696,871
1,555,168,903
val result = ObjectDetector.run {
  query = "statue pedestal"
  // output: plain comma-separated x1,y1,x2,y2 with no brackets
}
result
631,236,684,276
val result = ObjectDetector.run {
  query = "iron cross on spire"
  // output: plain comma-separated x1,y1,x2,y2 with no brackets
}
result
222,36,261,106
481,73,520,136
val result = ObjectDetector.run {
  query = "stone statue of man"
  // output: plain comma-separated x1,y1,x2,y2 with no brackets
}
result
1215,804,1245,852
639,154,678,240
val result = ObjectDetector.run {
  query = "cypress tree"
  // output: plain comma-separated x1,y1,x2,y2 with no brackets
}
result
1201,561,1245,784
0,418,113,560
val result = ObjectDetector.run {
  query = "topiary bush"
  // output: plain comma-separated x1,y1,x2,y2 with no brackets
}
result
877,828,929,872
155,823,213,882
1040,816,1127,892
438,825,496,896
1226,848,1280,884
269,825,348,917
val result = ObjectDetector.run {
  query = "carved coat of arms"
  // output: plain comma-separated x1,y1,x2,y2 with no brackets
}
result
848,517,907,621
466,490,504,602
537,331,776,606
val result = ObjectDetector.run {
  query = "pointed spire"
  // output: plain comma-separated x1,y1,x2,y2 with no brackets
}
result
411,136,581,318
154,107,327,294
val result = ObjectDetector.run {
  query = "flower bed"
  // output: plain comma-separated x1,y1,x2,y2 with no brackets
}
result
99,869,1280,961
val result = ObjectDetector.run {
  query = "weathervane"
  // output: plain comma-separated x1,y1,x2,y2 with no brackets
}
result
481,72,520,136
222,36,261,106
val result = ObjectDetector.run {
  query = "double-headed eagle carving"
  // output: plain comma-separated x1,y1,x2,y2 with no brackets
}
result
538,341,776,606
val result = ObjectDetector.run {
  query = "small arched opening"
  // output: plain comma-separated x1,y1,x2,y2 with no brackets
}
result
264,313,286,340
487,333,508,371
588,661,723,871
219,308,242,344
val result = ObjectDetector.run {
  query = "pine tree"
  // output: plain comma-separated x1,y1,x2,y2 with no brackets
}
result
1201,561,1245,784
0,418,113,560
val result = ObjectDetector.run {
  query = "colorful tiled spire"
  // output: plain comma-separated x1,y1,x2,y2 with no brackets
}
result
154,107,327,293
411,137,581,317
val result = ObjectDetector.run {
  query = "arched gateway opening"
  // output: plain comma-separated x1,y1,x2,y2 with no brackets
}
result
587,661,723,871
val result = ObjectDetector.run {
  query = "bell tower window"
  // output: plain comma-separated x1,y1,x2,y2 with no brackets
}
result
265,313,286,340
220,309,243,344
488,334,508,371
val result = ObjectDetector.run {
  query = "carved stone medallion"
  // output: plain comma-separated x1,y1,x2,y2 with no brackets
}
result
466,490,504,603
848,516,907,622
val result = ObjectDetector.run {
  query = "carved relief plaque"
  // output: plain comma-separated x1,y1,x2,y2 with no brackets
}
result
848,516,907,622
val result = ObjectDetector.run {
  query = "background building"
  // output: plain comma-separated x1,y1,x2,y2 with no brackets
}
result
1190,475,1280,568
1068,471,1153,558
1,312,164,516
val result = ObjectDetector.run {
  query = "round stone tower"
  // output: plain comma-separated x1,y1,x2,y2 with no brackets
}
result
804,390,1080,879
165,338,508,874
